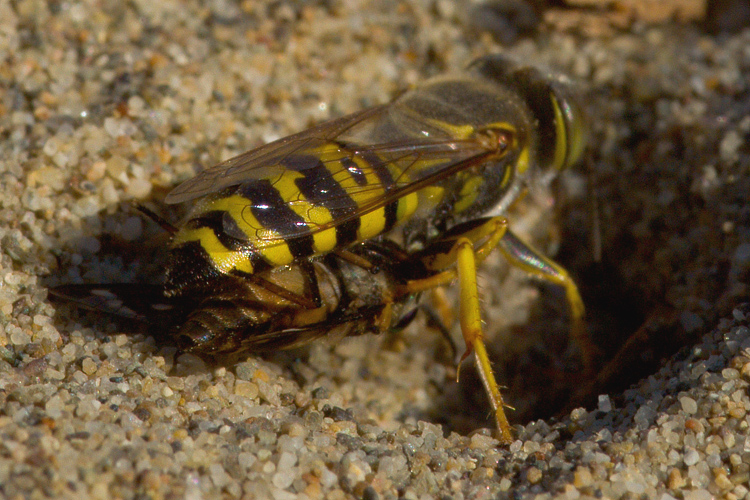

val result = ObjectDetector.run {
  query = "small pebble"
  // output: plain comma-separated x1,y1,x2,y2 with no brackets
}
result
526,467,542,484
680,396,698,414
684,448,701,467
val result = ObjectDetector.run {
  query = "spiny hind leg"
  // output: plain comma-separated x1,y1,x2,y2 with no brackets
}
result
455,236,514,444
400,216,594,443
403,217,514,443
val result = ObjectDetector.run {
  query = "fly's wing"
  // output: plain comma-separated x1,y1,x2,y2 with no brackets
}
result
189,313,365,355
164,103,510,242
50,284,181,323
187,325,337,355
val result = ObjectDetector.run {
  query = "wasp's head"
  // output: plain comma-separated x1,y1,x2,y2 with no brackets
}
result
470,55,589,176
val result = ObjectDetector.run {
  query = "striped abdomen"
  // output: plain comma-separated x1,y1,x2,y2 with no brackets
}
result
165,142,420,294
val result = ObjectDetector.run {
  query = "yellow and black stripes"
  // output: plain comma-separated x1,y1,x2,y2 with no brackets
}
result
239,179,316,259
165,54,587,298
167,143,419,294
57,55,590,444
281,153,362,248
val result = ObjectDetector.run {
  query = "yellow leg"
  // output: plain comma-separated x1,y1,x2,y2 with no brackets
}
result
373,300,394,333
403,217,509,294
333,248,376,270
400,217,514,443
455,238,514,444
395,216,592,444
428,287,455,334
497,231,595,372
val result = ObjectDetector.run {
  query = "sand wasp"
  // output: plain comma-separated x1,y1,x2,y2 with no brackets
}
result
52,55,591,443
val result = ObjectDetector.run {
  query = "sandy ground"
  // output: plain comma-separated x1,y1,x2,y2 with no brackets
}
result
1,1,750,499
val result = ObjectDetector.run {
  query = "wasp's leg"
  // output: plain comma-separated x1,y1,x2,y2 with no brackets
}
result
428,287,455,331
399,216,594,443
373,300,394,333
420,294,458,361
403,217,510,293
402,217,514,443
496,230,595,373
300,260,323,308
406,215,594,372
455,237,514,444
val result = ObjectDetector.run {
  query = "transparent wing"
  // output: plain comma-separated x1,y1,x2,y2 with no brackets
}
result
166,104,510,242
165,105,390,204
49,284,179,322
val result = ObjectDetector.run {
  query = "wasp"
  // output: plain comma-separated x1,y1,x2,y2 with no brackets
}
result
52,55,591,444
